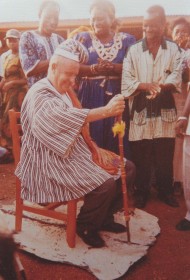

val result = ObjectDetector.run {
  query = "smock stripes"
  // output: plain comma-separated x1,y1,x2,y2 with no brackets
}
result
15,78,111,203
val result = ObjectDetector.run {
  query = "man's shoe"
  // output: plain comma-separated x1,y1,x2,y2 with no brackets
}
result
134,195,147,209
77,228,105,248
101,222,126,233
158,194,179,208
176,219,190,231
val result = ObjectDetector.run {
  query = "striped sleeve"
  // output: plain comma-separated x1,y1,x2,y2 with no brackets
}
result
164,42,183,92
31,95,89,158
121,47,140,98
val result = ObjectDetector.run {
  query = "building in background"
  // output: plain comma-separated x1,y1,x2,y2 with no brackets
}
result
0,14,190,55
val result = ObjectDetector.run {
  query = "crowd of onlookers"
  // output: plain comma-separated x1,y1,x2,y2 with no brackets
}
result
0,0,64,164
0,0,190,253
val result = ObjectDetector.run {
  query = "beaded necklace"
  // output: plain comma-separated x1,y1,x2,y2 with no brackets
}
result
90,32,123,61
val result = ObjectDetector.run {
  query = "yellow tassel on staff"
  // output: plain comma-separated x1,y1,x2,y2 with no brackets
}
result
112,116,131,242
112,120,126,138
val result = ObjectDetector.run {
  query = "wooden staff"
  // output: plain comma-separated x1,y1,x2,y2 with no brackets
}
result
113,115,131,242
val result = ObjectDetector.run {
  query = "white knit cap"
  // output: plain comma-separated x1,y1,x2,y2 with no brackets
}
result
54,38,89,64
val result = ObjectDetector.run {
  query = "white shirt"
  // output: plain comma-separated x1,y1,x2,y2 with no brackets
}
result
121,38,183,141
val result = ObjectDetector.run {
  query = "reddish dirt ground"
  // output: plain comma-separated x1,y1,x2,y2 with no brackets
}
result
0,163,190,280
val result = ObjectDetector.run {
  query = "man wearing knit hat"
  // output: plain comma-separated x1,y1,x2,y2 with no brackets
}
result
15,39,135,248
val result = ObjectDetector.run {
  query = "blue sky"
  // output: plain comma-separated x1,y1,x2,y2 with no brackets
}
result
0,0,189,22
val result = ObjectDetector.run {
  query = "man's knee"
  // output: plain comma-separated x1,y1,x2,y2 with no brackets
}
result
98,178,117,196
83,178,117,210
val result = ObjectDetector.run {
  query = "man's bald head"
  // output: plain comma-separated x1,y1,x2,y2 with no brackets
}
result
47,38,89,94
48,54,80,94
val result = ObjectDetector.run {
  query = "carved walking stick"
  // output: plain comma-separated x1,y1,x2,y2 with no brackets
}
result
112,114,131,242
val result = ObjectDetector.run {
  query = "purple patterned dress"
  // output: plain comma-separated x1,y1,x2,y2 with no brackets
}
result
75,31,136,157
19,30,64,88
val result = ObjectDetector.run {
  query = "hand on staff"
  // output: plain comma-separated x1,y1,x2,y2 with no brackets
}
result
105,94,125,117
86,95,125,123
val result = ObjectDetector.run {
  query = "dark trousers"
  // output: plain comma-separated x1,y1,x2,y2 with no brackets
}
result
77,178,119,231
77,160,136,231
130,138,175,197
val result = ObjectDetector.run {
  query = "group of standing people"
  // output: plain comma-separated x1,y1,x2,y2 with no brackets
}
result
0,0,64,163
0,0,190,248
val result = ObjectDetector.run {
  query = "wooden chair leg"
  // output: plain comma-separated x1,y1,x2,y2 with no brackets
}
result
66,200,77,248
15,178,23,232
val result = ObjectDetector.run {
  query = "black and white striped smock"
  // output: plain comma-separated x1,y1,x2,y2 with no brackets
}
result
15,78,111,203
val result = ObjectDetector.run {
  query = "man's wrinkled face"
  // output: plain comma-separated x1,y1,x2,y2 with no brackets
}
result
143,12,165,40
52,58,79,94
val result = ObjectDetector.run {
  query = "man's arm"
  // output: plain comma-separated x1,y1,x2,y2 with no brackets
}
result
121,50,140,98
163,46,183,93
19,32,49,78
182,90,190,118
86,95,125,123
31,93,125,158
175,85,190,137
121,48,161,99
26,60,49,77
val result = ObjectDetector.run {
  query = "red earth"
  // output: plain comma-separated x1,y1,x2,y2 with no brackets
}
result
0,163,190,280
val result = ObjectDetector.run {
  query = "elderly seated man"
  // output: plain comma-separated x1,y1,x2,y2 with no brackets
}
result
15,39,135,248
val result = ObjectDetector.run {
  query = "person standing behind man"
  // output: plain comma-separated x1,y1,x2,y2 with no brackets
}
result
0,29,27,162
170,17,190,193
175,78,190,230
121,5,182,208
19,0,64,88
75,0,136,157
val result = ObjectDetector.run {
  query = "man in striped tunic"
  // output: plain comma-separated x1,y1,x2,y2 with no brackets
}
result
121,5,182,208
15,39,135,248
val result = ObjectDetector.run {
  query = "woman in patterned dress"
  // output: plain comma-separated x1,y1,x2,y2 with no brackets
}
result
0,29,27,159
19,0,64,88
75,0,136,157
